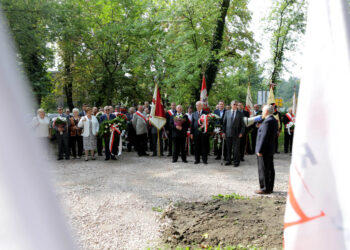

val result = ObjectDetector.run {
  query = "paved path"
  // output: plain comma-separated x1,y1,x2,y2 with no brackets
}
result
52,152,291,249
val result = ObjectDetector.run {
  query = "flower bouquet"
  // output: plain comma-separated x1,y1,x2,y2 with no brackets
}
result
286,122,295,135
53,116,67,135
98,116,128,137
174,114,185,126
198,113,221,134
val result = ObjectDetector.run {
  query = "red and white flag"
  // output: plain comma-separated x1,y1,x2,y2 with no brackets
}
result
284,0,350,249
149,83,166,130
200,75,210,112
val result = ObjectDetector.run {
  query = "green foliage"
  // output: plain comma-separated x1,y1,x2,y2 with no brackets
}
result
265,0,306,85
2,0,305,108
212,193,247,201
275,76,300,108
1,0,55,105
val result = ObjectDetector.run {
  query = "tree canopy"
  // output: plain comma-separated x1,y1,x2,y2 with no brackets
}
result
1,0,306,111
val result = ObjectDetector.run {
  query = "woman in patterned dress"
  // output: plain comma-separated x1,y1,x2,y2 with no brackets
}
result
78,107,100,161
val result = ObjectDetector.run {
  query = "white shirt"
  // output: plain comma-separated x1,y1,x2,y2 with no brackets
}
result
78,116,100,137
31,116,50,138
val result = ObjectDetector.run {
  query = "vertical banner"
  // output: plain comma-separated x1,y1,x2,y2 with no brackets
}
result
284,0,350,249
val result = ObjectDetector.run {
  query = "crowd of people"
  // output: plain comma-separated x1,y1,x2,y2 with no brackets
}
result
31,100,295,194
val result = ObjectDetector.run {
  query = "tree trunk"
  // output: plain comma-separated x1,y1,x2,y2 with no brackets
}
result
201,0,230,96
64,56,74,111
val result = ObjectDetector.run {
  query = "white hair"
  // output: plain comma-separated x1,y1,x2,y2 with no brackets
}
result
37,108,44,114
72,108,79,113
196,101,202,106
263,104,274,115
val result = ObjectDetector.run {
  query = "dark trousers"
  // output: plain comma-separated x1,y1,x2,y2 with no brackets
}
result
275,133,280,152
257,155,275,192
152,133,163,156
136,133,147,156
226,137,240,165
239,133,247,160
167,131,173,155
57,132,70,159
251,128,258,153
194,134,208,163
284,131,294,153
104,134,118,159
70,135,83,157
173,136,186,162
97,136,103,155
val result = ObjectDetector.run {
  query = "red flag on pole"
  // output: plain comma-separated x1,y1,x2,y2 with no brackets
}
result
150,83,166,130
200,75,210,112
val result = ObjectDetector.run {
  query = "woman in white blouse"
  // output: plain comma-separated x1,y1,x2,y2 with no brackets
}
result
31,108,51,141
78,107,100,161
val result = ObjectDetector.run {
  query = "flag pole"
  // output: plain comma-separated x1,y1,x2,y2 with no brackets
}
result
157,128,160,157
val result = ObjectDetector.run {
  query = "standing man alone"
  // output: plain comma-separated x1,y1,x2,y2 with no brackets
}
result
255,105,278,195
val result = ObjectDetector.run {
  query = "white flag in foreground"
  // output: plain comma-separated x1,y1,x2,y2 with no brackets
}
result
0,11,75,250
284,0,350,249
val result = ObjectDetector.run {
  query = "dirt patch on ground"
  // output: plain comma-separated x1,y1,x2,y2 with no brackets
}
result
161,196,286,249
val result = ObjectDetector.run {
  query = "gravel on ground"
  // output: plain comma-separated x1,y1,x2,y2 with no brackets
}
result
51,151,291,250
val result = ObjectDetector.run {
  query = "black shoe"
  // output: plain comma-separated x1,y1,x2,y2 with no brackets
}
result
203,161,208,164
57,157,63,161
234,164,239,167
65,157,70,160
98,153,103,156
152,154,157,157
143,153,149,156
215,156,221,160
275,151,280,154
194,161,200,164
240,158,245,162
104,158,110,161
172,160,177,163
183,159,188,163
225,162,231,166
111,156,116,160
160,154,164,156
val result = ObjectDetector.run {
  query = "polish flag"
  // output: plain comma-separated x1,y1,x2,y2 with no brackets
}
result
150,83,166,130
200,75,210,112
284,0,350,249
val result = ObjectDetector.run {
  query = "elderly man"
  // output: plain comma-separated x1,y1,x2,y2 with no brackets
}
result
126,107,136,152
255,104,278,195
170,105,189,163
237,102,250,161
132,105,149,156
100,106,117,160
190,101,209,164
222,100,245,167
213,100,226,160
165,102,177,156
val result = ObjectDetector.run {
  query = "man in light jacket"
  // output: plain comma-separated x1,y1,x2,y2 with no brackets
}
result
132,105,148,156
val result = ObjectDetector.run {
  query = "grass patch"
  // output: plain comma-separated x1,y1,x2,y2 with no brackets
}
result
152,207,163,213
212,193,247,201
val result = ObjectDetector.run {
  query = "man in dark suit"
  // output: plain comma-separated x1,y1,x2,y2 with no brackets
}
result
237,102,250,161
54,106,71,160
255,104,278,195
165,102,176,156
99,106,117,160
213,100,226,160
222,100,245,167
190,101,209,164
251,104,262,154
126,107,136,152
170,105,189,163
79,104,87,117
